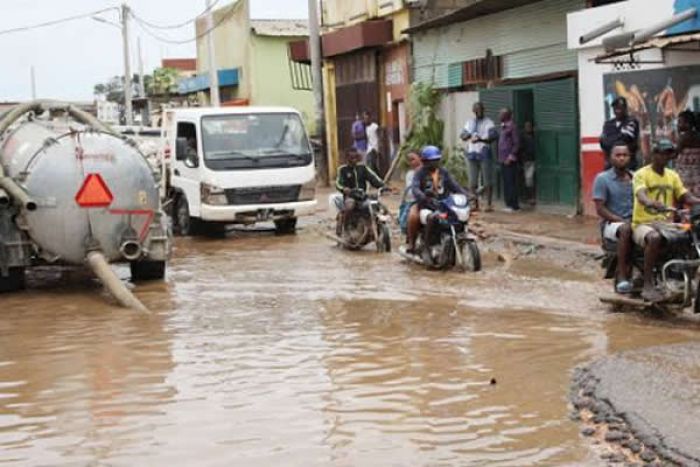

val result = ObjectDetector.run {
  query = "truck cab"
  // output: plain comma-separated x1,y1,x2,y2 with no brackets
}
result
161,107,317,235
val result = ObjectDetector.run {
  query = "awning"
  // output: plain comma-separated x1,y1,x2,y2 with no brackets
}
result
178,68,239,95
595,31,700,63
403,0,533,34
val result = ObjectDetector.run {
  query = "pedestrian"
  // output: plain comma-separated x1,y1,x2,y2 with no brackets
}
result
399,150,422,234
675,110,700,197
498,108,520,212
521,121,536,205
363,110,381,175
351,113,368,154
600,96,640,169
460,102,497,212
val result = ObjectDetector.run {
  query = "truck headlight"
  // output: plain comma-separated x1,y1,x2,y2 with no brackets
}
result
201,183,228,206
299,178,316,201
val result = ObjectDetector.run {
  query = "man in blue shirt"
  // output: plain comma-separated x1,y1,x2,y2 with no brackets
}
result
592,140,634,294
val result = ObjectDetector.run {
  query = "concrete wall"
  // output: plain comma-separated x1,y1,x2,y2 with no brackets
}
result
438,91,479,152
249,34,316,132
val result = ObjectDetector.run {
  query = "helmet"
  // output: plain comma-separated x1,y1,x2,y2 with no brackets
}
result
652,138,676,154
421,145,442,161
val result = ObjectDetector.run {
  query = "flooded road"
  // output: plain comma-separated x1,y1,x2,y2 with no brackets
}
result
1,229,698,466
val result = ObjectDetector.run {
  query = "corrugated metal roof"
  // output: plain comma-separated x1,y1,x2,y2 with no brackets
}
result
595,31,700,62
250,19,309,37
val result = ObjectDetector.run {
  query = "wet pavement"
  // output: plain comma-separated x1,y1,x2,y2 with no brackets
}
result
0,221,699,466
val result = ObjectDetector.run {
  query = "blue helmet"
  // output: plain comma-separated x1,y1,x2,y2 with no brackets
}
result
421,145,442,161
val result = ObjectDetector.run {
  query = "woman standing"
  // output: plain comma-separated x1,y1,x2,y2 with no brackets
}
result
675,110,700,197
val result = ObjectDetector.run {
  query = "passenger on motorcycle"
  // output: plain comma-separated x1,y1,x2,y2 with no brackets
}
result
592,140,634,294
632,139,700,302
331,147,385,235
406,145,470,253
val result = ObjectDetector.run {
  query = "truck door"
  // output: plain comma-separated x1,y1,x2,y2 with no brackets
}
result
172,120,203,217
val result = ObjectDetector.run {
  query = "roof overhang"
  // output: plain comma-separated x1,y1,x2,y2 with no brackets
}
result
404,0,534,34
595,31,700,63
321,19,393,57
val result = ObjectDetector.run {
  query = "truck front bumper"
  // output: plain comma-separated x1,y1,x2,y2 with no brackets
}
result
200,200,318,223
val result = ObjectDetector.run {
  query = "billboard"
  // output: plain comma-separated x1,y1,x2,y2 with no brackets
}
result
603,65,700,160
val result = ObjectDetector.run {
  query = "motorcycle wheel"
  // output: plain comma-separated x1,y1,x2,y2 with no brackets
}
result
458,240,482,272
437,234,454,270
376,224,391,253
694,281,700,314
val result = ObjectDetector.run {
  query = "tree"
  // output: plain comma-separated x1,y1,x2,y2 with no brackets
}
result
148,67,180,98
93,74,139,103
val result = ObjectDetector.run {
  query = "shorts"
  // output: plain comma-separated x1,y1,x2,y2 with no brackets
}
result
602,221,627,241
467,157,493,189
633,224,656,247
419,209,433,225
329,193,344,213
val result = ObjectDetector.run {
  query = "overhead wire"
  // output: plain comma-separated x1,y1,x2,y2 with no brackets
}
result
129,2,239,45
0,6,119,36
129,0,221,30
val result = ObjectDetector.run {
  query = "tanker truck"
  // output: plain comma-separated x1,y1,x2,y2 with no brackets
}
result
0,101,171,310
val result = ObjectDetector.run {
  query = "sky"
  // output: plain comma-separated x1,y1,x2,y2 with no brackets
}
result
0,0,308,102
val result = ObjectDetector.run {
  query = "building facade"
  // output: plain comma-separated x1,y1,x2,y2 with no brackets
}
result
568,0,700,215
408,0,586,211
182,0,315,130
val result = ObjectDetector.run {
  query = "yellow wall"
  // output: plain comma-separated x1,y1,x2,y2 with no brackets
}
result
323,60,339,180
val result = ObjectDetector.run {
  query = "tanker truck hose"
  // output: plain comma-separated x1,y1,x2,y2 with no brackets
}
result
86,251,150,314
0,165,37,211
0,99,117,136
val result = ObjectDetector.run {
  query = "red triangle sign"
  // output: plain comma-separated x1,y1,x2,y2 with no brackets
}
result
75,173,114,208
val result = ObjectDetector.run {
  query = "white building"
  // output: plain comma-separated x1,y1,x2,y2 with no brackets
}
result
96,98,120,125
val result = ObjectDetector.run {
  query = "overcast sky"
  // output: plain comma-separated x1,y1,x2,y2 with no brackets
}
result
0,0,308,102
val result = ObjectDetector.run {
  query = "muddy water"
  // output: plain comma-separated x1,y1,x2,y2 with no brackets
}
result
0,231,697,466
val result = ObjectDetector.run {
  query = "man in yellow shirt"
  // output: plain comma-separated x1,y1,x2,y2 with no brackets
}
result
632,139,700,302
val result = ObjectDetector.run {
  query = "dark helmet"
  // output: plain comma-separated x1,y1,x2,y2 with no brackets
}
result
420,145,442,161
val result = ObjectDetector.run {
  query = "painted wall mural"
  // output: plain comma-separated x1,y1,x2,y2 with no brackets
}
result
603,65,700,160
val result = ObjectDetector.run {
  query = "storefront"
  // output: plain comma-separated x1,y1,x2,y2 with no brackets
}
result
568,0,700,215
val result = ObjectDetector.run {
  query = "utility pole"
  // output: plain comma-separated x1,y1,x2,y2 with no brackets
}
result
308,0,327,184
205,0,220,107
30,66,37,100
137,37,146,97
121,2,134,125
137,37,150,126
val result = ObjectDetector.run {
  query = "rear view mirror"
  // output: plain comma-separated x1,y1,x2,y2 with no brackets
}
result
175,137,189,161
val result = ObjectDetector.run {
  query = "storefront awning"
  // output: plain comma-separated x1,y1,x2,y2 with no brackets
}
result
178,68,239,95
595,30,700,63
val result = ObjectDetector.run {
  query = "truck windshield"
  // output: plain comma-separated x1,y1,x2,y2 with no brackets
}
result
201,113,313,170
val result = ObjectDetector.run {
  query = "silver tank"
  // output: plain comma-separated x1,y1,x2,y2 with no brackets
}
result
0,119,167,265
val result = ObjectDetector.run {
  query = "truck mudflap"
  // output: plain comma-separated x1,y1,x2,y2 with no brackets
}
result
0,207,32,275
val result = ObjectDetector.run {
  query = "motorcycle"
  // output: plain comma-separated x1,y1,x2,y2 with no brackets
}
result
401,193,481,272
335,188,392,252
600,205,700,313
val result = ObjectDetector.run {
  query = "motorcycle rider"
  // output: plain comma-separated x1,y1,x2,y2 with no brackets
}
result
331,147,385,236
592,140,634,294
406,145,470,254
632,139,700,302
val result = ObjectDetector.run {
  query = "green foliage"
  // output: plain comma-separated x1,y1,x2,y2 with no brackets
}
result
442,147,469,188
149,67,180,97
398,82,445,169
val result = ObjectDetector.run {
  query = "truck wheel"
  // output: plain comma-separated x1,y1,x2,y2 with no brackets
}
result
130,261,166,282
0,268,26,293
274,218,297,235
174,196,200,236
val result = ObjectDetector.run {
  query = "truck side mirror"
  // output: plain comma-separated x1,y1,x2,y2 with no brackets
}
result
175,137,189,161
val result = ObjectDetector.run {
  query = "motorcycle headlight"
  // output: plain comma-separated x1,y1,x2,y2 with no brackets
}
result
200,183,228,206
451,194,468,207
299,177,316,201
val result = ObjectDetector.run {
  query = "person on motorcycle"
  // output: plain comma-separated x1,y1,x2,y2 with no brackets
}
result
632,139,700,302
331,147,385,235
406,145,470,253
592,140,634,294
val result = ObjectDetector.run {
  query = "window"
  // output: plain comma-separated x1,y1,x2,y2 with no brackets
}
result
176,122,197,160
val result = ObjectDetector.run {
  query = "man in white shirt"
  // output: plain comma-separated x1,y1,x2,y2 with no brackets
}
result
460,102,497,211
363,110,380,175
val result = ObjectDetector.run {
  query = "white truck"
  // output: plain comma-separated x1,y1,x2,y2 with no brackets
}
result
160,107,317,235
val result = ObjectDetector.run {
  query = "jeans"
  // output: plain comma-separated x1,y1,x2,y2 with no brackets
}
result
501,163,520,210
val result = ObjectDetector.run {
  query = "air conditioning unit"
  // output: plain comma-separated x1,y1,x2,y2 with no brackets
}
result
404,0,428,8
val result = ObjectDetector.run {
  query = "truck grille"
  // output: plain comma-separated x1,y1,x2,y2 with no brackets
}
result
225,185,301,205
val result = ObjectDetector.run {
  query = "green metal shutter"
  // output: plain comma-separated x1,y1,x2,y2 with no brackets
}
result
534,78,579,207
447,62,463,88
479,88,512,122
